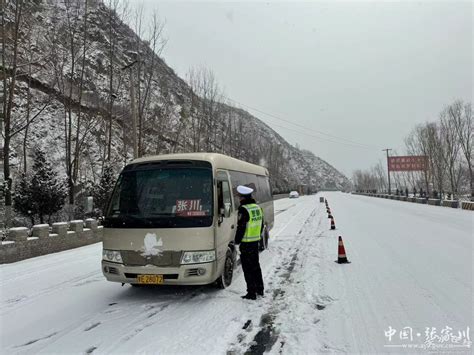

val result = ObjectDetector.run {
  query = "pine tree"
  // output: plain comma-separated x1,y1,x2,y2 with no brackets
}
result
14,149,67,224
30,149,67,223
13,173,35,225
92,164,116,215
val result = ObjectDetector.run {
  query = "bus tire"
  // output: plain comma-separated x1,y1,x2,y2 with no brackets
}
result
259,226,269,252
216,247,234,289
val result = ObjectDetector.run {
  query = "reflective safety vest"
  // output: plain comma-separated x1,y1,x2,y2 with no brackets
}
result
241,204,263,243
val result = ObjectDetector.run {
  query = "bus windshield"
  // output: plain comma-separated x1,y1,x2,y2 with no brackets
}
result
104,167,213,228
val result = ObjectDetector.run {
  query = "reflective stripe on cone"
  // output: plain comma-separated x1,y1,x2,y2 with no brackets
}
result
337,236,350,264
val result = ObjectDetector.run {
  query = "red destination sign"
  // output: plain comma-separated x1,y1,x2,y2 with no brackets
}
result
388,156,428,172
175,199,207,217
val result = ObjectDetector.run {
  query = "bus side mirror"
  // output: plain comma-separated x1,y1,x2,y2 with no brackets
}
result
218,203,231,220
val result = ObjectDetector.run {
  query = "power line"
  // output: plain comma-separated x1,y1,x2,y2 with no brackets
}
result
267,122,376,150
224,96,379,150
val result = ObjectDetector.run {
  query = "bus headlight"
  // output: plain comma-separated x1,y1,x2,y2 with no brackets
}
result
103,249,123,263
181,250,216,264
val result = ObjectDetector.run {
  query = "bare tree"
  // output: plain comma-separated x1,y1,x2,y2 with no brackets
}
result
186,66,224,152
104,0,128,163
136,11,166,157
1,0,23,226
0,1,49,224
373,160,387,192
71,0,91,198
186,68,204,151
411,124,436,195
46,0,93,207
439,107,462,197
449,101,473,197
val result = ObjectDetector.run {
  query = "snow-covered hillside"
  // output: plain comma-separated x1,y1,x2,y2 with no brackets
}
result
4,0,350,192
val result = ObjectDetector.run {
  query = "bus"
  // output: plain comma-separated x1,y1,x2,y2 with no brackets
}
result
102,153,274,288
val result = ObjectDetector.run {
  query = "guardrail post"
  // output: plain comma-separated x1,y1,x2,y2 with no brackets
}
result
9,227,29,241
52,222,68,237
69,220,84,235
32,224,50,238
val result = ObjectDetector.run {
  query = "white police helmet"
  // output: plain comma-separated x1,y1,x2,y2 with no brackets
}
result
237,185,254,195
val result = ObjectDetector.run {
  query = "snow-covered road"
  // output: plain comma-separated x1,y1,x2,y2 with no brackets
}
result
1,193,472,354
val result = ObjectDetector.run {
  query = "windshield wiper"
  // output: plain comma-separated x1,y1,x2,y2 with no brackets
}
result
114,214,154,226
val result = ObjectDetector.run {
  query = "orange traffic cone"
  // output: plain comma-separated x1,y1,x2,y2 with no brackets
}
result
330,217,336,230
336,236,350,264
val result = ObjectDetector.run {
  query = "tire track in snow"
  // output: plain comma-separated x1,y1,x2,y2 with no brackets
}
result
84,322,101,332
228,203,323,354
255,199,344,354
274,204,296,216
14,332,58,349
95,287,206,352
270,208,338,354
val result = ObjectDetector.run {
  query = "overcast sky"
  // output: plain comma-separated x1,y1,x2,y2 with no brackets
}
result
131,0,472,176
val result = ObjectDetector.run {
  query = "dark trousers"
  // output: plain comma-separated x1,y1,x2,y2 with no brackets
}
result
240,241,264,295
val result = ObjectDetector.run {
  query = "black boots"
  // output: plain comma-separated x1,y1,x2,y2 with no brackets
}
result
241,293,257,300
241,291,264,300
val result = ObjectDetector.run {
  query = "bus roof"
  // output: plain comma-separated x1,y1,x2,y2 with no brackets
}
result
129,153,269,176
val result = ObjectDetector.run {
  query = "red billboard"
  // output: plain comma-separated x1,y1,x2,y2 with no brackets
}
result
388,156,428,172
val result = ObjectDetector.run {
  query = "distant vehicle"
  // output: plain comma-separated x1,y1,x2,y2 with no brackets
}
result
102,153,274,289
289,191,299,198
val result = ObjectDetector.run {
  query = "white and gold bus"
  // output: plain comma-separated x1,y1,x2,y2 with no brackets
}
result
102,153,274,288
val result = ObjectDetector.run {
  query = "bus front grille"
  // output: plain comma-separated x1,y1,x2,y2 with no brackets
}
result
121,250,182,267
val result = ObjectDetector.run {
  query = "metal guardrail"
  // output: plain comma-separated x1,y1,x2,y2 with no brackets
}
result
352,192,472,211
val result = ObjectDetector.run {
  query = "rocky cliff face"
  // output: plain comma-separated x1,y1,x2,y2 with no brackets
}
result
3,0,350,194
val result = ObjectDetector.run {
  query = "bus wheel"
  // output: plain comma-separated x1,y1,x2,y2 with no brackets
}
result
216,248,234,289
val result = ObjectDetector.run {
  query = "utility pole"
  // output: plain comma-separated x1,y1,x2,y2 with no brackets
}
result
383,148,392,194
122,59,138,159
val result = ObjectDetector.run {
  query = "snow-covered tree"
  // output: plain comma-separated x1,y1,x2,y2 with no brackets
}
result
13,173,34,225
91,165,116,215
14,149,67,224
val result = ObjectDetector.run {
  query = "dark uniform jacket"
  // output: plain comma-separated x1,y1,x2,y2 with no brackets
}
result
235,197,264,245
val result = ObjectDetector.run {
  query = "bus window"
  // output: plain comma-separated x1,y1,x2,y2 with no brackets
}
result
222,180,232,210
105,167,213,228
257,176,271,202
229,171,263,203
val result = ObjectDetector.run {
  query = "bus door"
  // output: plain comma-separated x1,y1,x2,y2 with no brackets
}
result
215,171,236,263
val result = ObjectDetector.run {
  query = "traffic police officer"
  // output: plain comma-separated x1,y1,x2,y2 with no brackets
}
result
235,185,264,300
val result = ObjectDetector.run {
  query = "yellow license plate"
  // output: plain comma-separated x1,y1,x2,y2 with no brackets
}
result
137,274,164,284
